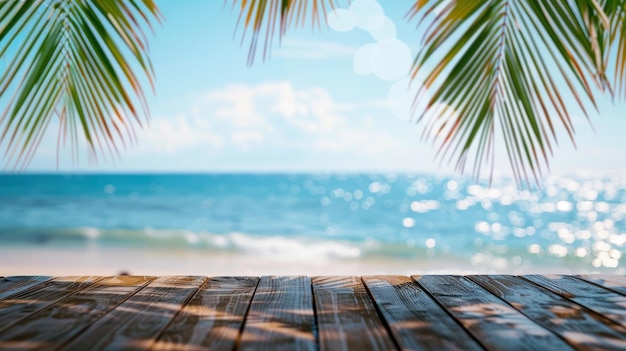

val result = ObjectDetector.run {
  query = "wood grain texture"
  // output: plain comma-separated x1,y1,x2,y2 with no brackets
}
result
0,276,101,333
415,275,573,351
470,275,626,350
0,274,625,350
0,276,52,301
60,275,205,351
576,274,626,296
313,276,396,351
238,276,316,351
523,274,626,328
153,276,259,351
0,276,154,351
363,275,481,351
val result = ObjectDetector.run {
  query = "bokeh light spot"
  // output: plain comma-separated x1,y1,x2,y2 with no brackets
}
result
328,8,357,32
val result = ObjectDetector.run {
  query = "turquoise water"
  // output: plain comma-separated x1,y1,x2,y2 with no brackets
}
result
1,173,625,272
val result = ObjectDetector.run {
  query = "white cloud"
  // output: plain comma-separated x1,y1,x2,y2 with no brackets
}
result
314,129,395,155
274,39,356,60
133,114,224,155
292,87,342,132
231,130,265,151
203,82,345,136
259,82,308,118
205,85,268,129
123,81,431,172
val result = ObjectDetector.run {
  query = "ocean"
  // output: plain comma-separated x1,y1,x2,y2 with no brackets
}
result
1,173,624,275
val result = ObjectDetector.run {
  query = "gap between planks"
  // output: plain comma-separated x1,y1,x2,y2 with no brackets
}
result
0,275,626,351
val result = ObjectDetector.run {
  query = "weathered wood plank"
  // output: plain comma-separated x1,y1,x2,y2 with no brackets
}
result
152,276,259,351
1,274,625,350
470,275,626,350
0,276,154,350
0,276,52,301
363,275,481,351
523,274,626,328
312,276,396,351
575,274,626,296
238,276,315,351
0,276,101,333
415,275,573,351
60,276,205,351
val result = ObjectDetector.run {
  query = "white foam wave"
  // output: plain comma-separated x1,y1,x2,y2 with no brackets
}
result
228,232,361,260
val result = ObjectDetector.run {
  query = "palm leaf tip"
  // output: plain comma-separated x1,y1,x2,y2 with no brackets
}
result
409,0,613,186
0,0,161,169
231,0,345,65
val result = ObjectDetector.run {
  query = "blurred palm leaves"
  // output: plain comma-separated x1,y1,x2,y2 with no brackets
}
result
1,0,625,184
231,0,342,64
407,0,623,184
235,0,626,185
0,0,161,168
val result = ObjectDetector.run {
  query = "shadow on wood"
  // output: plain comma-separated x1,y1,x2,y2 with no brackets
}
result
1,275,626,350
152,276,258,351
238,276,315,351
313,276,396,351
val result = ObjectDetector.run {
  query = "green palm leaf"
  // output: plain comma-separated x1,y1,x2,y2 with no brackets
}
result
231,0,344,65
408,0,612,185
0,0,161,169
605,0,626,97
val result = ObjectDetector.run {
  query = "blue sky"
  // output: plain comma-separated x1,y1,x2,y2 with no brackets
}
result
18,0,626,176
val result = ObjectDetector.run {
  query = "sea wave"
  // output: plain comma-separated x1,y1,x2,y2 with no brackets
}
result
0,226,612,273
0,227,467,259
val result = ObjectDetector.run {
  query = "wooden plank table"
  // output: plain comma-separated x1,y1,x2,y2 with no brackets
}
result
0,275,625,350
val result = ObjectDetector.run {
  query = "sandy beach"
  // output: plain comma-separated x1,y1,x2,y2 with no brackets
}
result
0,246,615,277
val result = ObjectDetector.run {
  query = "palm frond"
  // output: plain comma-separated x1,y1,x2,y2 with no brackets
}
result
408,0,610,185
0,0,161,169
230,0,344,65
604,0,626,98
